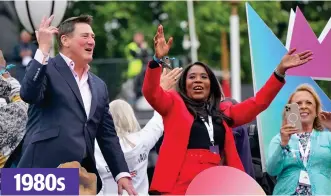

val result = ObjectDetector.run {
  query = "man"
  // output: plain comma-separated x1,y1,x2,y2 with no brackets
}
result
123,33,152,105
12,30,37,83
12,30,37,66
124,32,152,80
7,15,136,194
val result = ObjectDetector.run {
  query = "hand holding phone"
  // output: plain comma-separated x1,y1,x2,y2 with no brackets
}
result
280,103,302,147
284,103,303,131
161,56,176,70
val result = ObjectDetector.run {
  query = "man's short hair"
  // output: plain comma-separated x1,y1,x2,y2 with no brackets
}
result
57,15,93,49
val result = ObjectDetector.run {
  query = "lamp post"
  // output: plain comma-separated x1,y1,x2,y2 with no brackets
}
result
14,0,68,57
230,1,241,102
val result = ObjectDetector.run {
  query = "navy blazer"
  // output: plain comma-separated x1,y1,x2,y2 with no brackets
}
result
10,54,129,191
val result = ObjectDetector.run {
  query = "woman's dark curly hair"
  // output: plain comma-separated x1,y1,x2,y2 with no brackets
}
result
176,62,233,126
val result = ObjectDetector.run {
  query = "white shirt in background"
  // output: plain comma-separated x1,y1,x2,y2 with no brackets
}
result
95,111,163,195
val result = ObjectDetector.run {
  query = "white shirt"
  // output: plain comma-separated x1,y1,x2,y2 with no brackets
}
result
95,111,164,195
34,49,92,117
59,53,92,117
34,49,130,182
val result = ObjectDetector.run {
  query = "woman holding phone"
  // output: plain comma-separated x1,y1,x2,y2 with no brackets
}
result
266,84,331,195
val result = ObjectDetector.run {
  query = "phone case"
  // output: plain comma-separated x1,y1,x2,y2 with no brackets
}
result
285,103,303,131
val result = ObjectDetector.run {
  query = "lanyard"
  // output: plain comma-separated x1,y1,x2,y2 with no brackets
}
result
200,115,214,146
298,137,311,168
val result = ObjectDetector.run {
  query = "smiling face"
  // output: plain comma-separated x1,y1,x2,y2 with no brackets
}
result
290,90,317,127
62,23,95,63
57,15,95,65
185,64,211,101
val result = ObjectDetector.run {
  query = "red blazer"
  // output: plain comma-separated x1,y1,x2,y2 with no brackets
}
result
142,61,285,193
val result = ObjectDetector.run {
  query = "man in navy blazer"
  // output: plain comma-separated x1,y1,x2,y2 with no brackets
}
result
8,15,136,194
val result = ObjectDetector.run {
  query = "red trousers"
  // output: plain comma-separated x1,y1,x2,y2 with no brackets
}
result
164,149,221,195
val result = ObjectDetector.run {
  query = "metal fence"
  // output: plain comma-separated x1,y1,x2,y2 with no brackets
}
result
7,58,130,102
7,57,250,101
90,58,129,101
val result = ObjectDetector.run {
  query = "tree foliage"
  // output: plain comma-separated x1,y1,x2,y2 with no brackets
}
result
63,1,331,96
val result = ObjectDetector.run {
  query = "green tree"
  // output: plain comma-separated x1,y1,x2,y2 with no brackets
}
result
94,1,160,58
63,1,108,58
64,1,330,97
161,1,289,83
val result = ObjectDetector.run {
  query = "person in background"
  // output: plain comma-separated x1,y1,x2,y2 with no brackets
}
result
0,71,28,167
12,30,37,65
266,84,331,195
96,67,182,195
12,30,37,83
223,97,255,179
143,24,313,194
125,32,152,80
124,32,153,105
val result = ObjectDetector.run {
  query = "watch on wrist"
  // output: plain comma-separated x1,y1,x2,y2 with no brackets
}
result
274,68,286,78
153,55,161,64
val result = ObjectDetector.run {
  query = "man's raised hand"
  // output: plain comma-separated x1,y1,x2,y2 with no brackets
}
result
36,15,58,54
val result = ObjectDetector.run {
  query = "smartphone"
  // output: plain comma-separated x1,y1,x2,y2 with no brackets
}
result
161,56,181,69
284,103,303,131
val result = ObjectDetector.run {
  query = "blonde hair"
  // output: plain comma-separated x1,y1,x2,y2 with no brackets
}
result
287,84,323,131
108,99,141,137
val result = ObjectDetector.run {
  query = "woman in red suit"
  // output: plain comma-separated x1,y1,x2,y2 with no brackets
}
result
143,25,313,195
